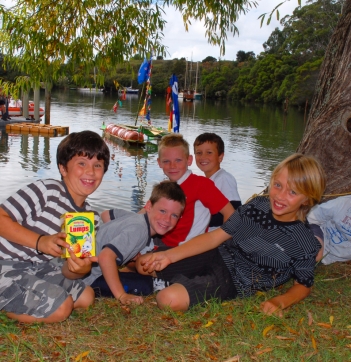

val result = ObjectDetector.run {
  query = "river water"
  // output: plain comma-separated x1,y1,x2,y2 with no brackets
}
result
0,89,306,213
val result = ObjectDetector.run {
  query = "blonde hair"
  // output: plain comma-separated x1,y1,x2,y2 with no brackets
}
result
269,153,326,222
158,134,190,158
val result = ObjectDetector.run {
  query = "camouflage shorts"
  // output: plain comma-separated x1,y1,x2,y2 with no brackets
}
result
0,259,87,318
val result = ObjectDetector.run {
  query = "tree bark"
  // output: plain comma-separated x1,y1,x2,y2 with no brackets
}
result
44,85,51,125
297,0,351,196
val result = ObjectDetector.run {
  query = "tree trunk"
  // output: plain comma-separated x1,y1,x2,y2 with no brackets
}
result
297,0,351,196
44,84,51,125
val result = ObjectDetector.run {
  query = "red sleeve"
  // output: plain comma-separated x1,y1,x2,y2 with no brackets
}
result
195,175,229,214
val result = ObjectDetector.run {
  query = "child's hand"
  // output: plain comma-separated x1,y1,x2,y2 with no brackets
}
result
260,298,284,318
118,292,144,305
66,248,98,275
137,252,171,273
37,232,70,257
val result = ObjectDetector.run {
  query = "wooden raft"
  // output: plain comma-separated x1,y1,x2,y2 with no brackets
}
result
5,123,69,136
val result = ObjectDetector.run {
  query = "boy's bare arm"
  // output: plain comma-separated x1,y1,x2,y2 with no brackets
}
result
99,248,144,305
140,228,231,273
0,207,69,256
100,210,111,223
260,281,311,317
219,202,235,222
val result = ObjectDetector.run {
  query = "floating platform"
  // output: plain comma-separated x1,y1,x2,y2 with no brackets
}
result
5,123,69,137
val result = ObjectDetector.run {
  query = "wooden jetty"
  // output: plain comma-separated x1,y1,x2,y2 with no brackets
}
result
5,123,69,137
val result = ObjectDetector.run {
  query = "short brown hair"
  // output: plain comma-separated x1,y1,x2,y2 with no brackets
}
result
158,134,190,158
194,133,224,155
57,130,110,173
269,153,326,221
149,181,186,210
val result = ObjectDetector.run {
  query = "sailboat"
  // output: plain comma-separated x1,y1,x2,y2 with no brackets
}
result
182,60,194,102
179,60,202,101
77,67,104,93
104,55,170,146
194,62,202,100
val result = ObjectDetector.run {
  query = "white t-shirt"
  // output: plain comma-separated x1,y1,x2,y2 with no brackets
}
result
308,195,351,264
208,168,241,232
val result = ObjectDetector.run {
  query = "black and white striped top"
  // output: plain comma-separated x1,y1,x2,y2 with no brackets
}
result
0,179,100,262
219,196,320,298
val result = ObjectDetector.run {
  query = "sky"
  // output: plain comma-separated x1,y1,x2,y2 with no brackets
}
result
162,0,307,62
1,0,306,62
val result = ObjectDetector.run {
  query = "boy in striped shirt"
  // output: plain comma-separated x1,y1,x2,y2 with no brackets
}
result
0,130,110,323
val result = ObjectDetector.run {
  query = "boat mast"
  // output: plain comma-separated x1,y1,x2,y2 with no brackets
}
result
195,62,198,93
184,60,188,90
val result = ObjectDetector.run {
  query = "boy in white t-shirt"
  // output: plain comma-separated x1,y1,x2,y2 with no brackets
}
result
308,195,351,264
194,133,241,231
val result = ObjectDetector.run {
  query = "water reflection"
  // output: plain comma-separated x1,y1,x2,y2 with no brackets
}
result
0,130,10,163
103,137,159,212
0,90,306,213
17,135,51,172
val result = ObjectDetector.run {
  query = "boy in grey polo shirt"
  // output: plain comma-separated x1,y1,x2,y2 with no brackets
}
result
83,181,185,305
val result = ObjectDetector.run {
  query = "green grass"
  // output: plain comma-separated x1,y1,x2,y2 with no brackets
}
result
1,262,351,361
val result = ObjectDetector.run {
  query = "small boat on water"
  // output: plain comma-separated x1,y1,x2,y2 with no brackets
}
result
8,99,45,118
125,87,139,94
104,55,171,146
183,89,195,102
77,87,104,93
194,92,202,100
104,123,168,145
118,86,139,95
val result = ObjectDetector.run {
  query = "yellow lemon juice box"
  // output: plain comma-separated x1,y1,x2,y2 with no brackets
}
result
61,212,95,258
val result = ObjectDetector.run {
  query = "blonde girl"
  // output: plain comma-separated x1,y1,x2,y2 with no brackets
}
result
137,153,326,316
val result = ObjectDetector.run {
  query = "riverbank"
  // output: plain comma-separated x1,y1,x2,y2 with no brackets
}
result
1,261,350,360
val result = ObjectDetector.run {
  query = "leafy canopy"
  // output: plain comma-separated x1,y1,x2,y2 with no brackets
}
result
0,0,257,91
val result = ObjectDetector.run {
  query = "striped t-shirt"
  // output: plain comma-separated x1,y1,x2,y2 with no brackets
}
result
0,179,99,262
219,196,320,298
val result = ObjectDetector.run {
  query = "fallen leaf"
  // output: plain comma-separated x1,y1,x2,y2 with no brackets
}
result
255,348,272,355
250,322,256,330
303,351,318,359
206,352,217,360
75,351,90,361
120,305,130,314
308,311,313,326
223,356,240,362
317,323,332,329
330,316,334,325
204,321,213,328
191,320,202,327
276,336,296,341
193,334,200,340
262,324,275,337
311,335,317,350
6,334,18,342
298,317,304,326
285,326,299,335
226,315,233,324
236,342,250,346
346,344,351,348
256,291,265,296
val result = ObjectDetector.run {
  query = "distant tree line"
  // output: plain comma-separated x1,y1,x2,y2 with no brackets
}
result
0,0,341,108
